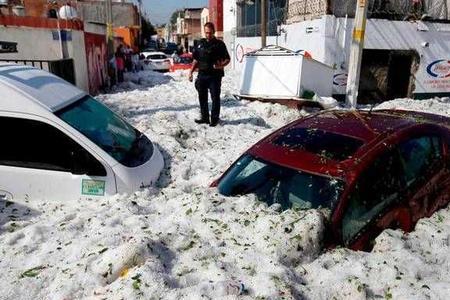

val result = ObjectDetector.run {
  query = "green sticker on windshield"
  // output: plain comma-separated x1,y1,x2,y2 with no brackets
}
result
82,179,105,196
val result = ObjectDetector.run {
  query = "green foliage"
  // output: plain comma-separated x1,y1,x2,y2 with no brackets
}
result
140,15,157,48
132,274,142,290
170,10,184,25
20,266,46,278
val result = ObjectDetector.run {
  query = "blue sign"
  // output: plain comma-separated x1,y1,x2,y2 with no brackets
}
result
52,30,72,42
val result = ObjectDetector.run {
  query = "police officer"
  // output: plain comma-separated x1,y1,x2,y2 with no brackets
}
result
189,22,230,127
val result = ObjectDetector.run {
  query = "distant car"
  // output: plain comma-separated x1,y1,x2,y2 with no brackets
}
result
141,47,157,53
145,40,158,51
141,51,170,72
170,53,193,72
163,42,179,55
214,110,450,251
0,63,164,201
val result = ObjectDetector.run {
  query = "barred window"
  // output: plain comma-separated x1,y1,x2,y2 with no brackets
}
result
236,0,287,37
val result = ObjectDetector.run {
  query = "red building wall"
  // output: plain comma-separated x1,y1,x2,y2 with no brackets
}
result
209,0,223,33
22,0,78,18
84,32,108,95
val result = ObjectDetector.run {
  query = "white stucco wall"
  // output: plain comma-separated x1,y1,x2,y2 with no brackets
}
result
0,26,89,92
222,5,450,96
70,30,89,92
227,16,329,71
0,27,64,60
330,18,450,95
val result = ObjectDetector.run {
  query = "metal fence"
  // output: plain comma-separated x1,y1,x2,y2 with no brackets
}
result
237,0,289,37
331,0,450,20
287,0,450,21
0,58,75,85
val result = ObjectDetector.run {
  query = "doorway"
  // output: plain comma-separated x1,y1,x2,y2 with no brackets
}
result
358,49,419,104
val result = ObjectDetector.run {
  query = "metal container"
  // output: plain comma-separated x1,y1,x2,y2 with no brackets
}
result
240,45,334,99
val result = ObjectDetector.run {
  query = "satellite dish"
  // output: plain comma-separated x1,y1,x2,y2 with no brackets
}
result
58,5,78,19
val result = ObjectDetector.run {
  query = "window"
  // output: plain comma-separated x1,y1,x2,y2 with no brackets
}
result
398,136,442,187
56,95,154,168
237,0,286,37
218,154,344,211
0,117,106,176
272,127,364,161
342,149,404,244
341,135,444,244
148,54,167,60
179,56,193,64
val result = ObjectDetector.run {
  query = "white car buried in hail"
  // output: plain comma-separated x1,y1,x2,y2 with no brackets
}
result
0,63,164,201
141,51,171,72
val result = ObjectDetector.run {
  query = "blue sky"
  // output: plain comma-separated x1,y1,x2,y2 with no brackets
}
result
139,0,208,25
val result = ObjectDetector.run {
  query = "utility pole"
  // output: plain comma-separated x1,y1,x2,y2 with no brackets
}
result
106,0,114,59
261,0,267,48
345,0,369,108
105,0,115,86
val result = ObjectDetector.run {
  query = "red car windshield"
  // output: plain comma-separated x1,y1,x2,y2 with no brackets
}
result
178,57,193,64
217,154,344,211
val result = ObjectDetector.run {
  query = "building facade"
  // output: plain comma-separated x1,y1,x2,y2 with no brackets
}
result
176,8,203,51
208,0,223,38
223,0,450,100
201,8,210,37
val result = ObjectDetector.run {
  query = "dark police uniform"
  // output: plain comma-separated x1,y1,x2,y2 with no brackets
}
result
193,37,230,125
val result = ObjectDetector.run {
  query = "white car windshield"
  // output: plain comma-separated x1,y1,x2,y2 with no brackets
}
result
218,154,344,211
56,95,153,167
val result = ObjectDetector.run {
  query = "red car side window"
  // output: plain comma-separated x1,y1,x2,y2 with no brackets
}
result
398,136,442,188
342,135,443,247
341,149,405,245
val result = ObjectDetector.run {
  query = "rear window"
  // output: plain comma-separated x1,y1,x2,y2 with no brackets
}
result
272,127,364,161
179,57,193,64
148,54,167,60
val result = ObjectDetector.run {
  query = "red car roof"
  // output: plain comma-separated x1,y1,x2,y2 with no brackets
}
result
247,109,450,178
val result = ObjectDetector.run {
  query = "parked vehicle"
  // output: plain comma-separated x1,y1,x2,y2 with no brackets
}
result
141,51,171,72
214,110,450,251
0,63,164,201
163,42,179,55
170,53,193,72
145,40,158,51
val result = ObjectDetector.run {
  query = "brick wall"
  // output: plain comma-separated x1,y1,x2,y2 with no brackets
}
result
22,0,47,17
287,0,328,24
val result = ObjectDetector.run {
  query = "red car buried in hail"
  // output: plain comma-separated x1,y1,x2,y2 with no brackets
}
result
214,109,450,251
170,53,194,72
